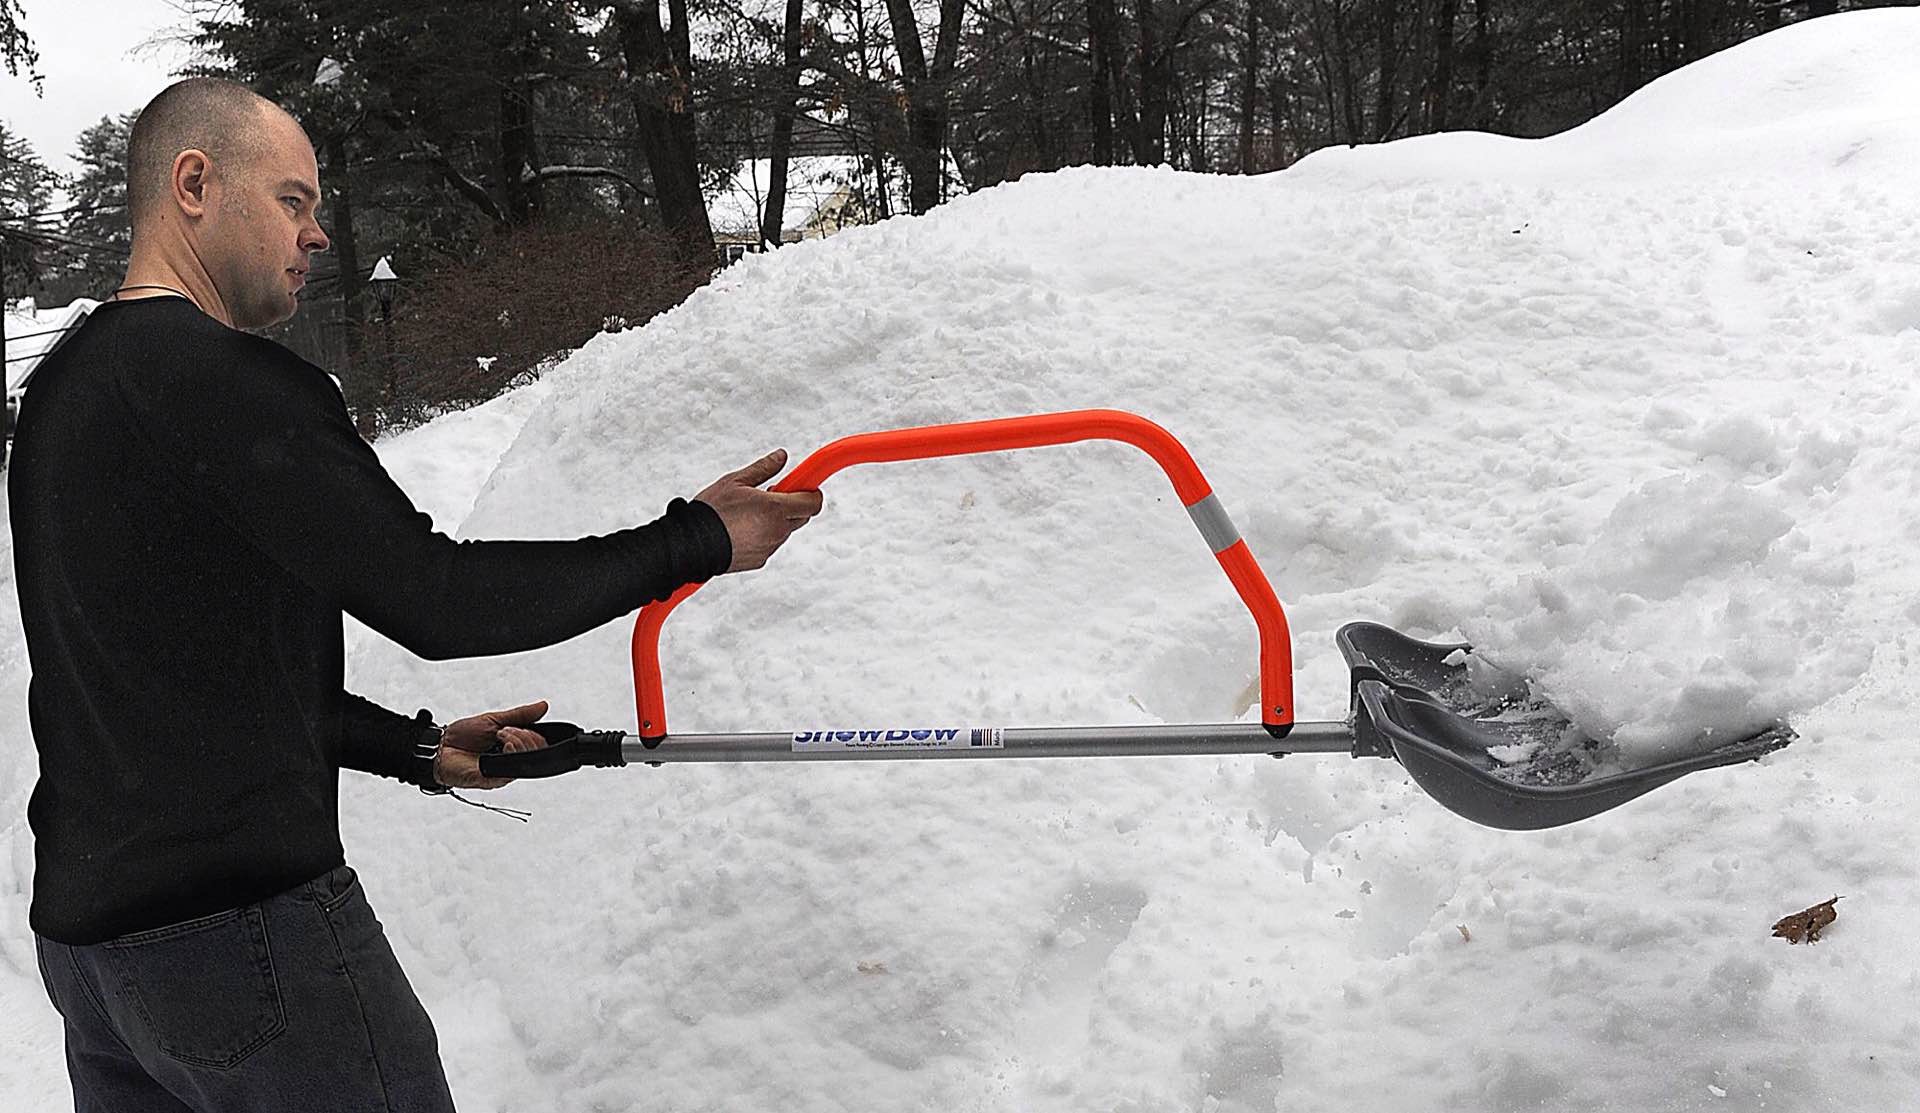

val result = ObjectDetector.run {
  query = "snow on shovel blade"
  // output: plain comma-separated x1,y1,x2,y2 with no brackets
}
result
1335,622,1795,831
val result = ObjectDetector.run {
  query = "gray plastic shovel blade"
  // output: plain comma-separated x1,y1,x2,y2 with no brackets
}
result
1335,622,1794,830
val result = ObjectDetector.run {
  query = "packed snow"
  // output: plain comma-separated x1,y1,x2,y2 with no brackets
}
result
6,9,1920,1111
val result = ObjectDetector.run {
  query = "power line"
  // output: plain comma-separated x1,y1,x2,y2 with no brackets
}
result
3,200,128,225
2,324,83,344
0,225,131,258
3,326,84,365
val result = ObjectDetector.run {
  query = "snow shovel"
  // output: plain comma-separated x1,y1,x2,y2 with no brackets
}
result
479,410,1793,830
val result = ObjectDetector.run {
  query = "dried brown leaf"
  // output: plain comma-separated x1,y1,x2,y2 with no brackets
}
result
1771,896,1841,944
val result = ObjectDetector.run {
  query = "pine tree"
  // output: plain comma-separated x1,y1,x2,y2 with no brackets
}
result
60,114,135,298
1,122,57,303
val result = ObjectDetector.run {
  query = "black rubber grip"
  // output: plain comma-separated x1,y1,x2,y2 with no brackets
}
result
478,723,628,779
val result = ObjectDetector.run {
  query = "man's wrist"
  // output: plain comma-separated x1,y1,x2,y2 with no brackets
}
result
411,708,447,793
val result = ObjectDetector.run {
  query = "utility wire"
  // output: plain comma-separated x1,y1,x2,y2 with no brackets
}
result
0,226,131,257
2,201,127,225
4,326,84,365
2,324,85,344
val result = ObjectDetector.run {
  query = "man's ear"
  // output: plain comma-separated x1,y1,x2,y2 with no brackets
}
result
173,150,214,219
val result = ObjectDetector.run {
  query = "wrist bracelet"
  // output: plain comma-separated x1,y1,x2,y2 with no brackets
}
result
412,708,448,795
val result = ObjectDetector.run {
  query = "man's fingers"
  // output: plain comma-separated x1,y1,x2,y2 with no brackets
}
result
435,749,507,791
490,699,549,726
729,449,787,489
496,726,546,753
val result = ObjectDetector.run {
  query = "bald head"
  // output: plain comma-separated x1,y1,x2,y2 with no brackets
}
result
120,76,329,330
127,77,284,230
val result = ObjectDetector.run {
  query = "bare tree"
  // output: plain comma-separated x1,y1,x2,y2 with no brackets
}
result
880,0,966,212
609,0,720,260
761,0,808,246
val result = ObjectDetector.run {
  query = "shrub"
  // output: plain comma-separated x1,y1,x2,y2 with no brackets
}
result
370,220,710,429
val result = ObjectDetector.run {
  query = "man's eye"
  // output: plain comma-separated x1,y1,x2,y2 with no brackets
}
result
284,197,303,211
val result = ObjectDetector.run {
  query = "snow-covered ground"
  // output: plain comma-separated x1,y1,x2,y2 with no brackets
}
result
6,10,1920,1111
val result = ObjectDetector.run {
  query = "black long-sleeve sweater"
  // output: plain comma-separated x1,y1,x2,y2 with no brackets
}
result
8,297,731,944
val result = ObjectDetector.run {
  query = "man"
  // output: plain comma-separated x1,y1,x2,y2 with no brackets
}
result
8,77,822,1111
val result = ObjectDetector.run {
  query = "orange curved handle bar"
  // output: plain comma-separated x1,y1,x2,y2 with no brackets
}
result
632,409,1295,738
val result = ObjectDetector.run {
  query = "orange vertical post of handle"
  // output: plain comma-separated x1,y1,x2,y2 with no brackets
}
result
632,410,1295,739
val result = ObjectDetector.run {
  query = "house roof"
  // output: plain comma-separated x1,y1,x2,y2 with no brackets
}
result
6,299,99,397
708,156,867,240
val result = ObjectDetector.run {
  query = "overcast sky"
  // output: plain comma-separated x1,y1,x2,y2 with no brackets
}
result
1,0,194,182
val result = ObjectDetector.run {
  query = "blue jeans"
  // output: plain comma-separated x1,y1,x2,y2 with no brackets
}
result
34,865,456,1112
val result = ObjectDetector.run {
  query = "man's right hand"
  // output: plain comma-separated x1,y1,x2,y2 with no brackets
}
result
695,449,824,573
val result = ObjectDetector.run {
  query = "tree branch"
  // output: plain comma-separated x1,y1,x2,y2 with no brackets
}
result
522,164,651,197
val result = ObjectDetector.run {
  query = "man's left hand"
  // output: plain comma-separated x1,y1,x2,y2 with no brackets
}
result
434,699,550,790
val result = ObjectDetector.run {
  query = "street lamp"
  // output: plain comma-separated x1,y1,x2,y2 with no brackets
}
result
370,256,398,409
370,255,398,322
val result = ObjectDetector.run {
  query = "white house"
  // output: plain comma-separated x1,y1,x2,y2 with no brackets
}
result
6,298,99,400
708,156,878,263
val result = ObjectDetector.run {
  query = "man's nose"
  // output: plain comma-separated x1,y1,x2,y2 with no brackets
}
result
306,221,331,254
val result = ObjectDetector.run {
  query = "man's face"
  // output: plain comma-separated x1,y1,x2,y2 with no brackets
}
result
199,110,330,331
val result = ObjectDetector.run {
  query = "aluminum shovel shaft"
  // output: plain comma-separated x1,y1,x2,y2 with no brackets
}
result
627,721,1355,763
478,721,1356,779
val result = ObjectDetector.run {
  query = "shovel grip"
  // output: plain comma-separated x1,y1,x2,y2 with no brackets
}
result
476,723,627,779
633,409,1295,740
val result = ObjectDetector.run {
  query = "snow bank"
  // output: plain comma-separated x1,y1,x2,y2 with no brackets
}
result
457,9,1920,761
1290,7,1920,185
5,10,1920,1112
1466,473,1869,763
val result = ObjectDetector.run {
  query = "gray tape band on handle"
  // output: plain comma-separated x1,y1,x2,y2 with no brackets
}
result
1185,493,1241,554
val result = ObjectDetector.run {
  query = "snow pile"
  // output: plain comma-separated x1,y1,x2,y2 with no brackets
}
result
5,10,1920,1112
1465,472,1869,764
459,7,1918,761
1288,7,1920,185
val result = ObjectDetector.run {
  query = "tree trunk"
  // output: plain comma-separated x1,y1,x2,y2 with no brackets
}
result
762,0,805,248
1017,2,1052,172
613,0,717,262
1087,0,1117,164
1267,73,1292,166
498,1,542,226
1429,0,1456,131
1619,0,1643,97
1372,0,1396,141
881,0,964,213
1303,0,1343,145
498,85,542,226
1237,0,1260,172
1135,0,1169,163
1333,0,1362,142
1472,0,1491,128
321,133,374,423
1681,0,1725,62
1090,0,1141,164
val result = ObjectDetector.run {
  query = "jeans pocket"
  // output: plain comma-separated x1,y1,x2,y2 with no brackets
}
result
104,907,287,1070
315,866,362,913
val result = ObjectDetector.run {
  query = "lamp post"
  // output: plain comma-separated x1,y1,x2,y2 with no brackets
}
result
370,256,397,408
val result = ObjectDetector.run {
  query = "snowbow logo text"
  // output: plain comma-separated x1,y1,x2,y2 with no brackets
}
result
788,727,1004,750
794,728,962,744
